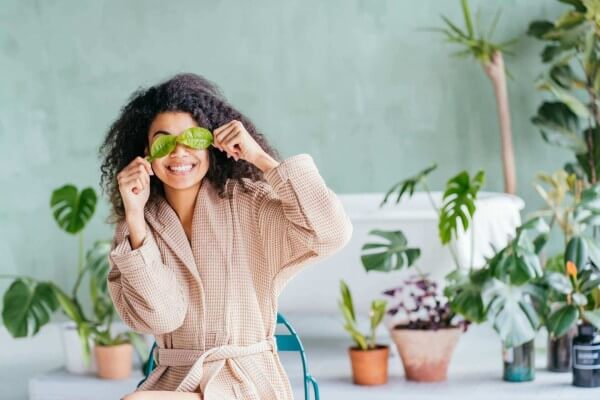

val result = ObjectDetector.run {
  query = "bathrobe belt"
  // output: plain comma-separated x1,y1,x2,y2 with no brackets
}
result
153,336,278,393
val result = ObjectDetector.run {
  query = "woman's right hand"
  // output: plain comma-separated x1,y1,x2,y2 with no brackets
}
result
117,156,154,217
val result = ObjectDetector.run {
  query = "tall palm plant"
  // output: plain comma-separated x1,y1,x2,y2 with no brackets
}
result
432,0,518,194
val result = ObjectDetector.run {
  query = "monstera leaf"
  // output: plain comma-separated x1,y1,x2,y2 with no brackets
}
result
361,230,421,273
1,279,59,337
444,268,489,323
439,170,485,245
482,279,542,348
50,185,97,234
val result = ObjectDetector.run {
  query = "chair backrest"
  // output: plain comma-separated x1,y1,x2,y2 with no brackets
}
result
137,313,319,400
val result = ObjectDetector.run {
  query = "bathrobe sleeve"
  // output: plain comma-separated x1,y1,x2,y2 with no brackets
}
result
107,219,188,334
254,153,353,295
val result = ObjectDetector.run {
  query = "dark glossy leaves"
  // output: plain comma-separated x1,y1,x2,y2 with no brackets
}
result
548,303,579,337
531,102,586,154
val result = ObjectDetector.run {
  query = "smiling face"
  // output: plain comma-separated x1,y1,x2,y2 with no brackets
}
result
146,112,210,192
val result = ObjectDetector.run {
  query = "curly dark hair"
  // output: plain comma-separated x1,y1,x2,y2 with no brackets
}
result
99,73,281,224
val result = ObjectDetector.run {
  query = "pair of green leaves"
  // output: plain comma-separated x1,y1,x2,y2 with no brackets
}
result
146,127,214,162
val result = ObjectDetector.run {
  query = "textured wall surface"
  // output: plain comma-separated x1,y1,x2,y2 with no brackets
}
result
1,0,568,293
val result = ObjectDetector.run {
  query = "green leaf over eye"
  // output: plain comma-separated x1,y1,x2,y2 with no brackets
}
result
147,135,177,162
176,127,213,150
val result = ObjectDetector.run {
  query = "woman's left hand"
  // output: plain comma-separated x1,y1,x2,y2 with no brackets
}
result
213,120,273,168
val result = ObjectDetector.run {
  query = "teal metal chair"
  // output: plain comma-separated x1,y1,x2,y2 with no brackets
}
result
137,313,320,400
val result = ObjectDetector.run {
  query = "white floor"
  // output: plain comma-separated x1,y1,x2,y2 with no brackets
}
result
2,318,599,400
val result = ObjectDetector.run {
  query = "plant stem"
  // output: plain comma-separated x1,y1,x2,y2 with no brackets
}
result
585,83,598,184
78,231,84,275
484,51,517,194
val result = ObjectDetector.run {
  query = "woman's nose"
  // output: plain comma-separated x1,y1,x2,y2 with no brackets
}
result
171,142,188,156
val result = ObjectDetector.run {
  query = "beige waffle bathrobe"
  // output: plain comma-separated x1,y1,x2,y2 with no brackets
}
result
107,153,353,399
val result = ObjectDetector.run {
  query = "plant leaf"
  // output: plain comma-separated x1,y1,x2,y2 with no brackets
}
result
361,230,421,272
50,185,97,234
548,304,579,337
175,127,213,150
1,279,59,337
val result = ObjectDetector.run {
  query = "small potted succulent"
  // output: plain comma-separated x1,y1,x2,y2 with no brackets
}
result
383,273,466,382
338,280,388,386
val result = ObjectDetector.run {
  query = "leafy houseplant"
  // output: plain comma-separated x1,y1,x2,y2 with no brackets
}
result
478,218,549,382
86,240,148,379
433,0,518,193
0,184,146,375
338,280,388,386
380,165,487,322
383,273,465,382
529,0,600,185
361,166,485,381
532,170,600,371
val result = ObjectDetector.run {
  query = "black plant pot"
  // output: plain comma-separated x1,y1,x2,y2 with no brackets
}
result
572,323,600,388
547,326,576,372
502,339,535,382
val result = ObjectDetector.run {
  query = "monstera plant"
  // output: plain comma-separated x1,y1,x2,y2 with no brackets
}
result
359,166,485,382
0,184,146,374
529,0,600,185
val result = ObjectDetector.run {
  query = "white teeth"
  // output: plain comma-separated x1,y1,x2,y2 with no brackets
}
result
169,165,193,172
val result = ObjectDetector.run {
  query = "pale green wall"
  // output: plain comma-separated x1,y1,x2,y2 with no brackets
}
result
0,0,568,293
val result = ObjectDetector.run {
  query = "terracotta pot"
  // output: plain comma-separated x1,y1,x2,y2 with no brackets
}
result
94,343,133,379
348,345,389,385
390,327,461,382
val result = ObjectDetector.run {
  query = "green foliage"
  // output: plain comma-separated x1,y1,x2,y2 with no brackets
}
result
2,185,148,369
529,0,600,184
338,280,387,350
432,0,517,65
380,164,437,207
50,185,97,235
439,170,485,245
360,230,421,273
1,279,59,337
146,127,213,162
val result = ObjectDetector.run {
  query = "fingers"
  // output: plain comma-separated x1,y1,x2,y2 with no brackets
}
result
117,157,153,195
122,174,149,194
213,120,243,160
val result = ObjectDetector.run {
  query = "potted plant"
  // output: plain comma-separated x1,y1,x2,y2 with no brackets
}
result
85,239,148,379
362,167,485,381
477,218,549,382
383,273,466,382
432,0,518,193
0,184,147,375
534,177,600,386
338,280,388,386
531,170,600,371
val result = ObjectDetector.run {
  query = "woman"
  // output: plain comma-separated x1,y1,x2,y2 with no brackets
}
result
99,73,353,399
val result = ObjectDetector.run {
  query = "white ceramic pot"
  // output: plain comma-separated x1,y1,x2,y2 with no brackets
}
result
59,321,97,374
